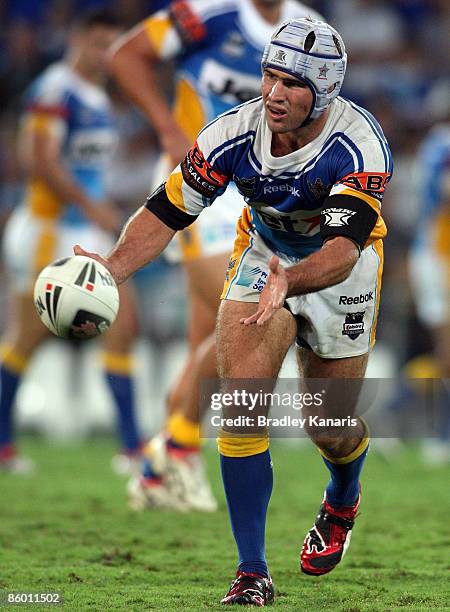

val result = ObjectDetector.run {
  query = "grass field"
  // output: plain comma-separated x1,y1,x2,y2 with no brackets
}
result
1,437,449,611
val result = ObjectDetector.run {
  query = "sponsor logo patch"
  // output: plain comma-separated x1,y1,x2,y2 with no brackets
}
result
236,265,268,292
342,312,365,340
255,205,322,236
181,142,227,198
338,171,391,193
317,64,330,79
322,207,356,227
308,177,330,199
338,171,392,201
234,175,256,197
263,183,300,197
272,49,287,65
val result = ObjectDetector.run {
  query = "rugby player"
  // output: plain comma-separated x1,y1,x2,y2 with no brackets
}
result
409,120,449,463
109,0,322,512
0,10,145,474
75,17,393,605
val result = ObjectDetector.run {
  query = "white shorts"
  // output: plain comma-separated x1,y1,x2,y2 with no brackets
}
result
222,216,384,359
409,246,449,328
3,205,115,294
152,155,245,264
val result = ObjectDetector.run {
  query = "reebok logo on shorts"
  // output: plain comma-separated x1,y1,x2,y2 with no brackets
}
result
339,292,373,305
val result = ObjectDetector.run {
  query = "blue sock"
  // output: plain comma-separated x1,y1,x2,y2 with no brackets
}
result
323,445,369,508
220,450,273,577
105,371,140,452
0,364,21,446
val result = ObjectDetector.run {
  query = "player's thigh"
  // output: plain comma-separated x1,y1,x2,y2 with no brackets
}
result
184,252,229,349
3,205,59,296
2,292,50,355
298,349,368,380
216,301,296,427
2,206,56,353
297,348,368,447
217,300,296,380
184,252,229,311
102,281,139,353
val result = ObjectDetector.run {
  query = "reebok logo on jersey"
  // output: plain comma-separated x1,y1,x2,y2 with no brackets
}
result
263,183,300,197
322,207,356,227
339,292,373,305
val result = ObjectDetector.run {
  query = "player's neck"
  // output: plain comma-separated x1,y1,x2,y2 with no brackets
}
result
252,0,282,25
271,112,329,156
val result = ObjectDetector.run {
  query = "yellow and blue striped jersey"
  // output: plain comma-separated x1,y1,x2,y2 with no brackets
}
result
21,62,117,224
143,0,322,142
414,123,450,260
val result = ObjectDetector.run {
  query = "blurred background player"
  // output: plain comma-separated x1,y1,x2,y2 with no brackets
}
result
0,9,145,474
109,0,323,512
408,118,449,463
374,94,449,463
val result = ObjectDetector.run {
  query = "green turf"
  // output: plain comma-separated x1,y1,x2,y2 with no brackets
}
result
1,438,449,611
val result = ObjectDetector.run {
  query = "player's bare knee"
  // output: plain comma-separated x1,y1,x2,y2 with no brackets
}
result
307,416,366,458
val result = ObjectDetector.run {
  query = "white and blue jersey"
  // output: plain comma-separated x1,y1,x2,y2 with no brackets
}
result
413,124,450,254
409,123,449,327
21,62,117,225
2,62,117,292
146,96,393,357
151,96,392,260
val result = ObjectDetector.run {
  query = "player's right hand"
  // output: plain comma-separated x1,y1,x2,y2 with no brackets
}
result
240,256,288,326
73,244,115,278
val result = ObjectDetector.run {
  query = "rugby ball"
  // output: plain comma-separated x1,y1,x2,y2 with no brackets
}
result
33,256,119,340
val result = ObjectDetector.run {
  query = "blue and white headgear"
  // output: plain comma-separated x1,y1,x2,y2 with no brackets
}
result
262,17,347,124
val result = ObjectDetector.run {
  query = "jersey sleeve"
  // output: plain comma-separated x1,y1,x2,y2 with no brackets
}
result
321,136,393,250
145,116,231,229
22,75,69,142
142,0,210,60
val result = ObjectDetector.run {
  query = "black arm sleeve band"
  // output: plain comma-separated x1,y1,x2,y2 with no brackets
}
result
320,194,379,250
145,183,198,231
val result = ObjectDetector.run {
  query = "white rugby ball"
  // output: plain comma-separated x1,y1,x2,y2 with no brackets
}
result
34,256,119,340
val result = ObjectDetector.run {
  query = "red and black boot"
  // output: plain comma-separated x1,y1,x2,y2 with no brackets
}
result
221,571,274,606
301,494,360,576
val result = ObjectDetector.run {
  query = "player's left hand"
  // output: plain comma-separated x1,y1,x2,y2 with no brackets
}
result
240,256,288,326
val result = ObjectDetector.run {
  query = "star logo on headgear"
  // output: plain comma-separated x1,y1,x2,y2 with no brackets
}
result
318,63,330,79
